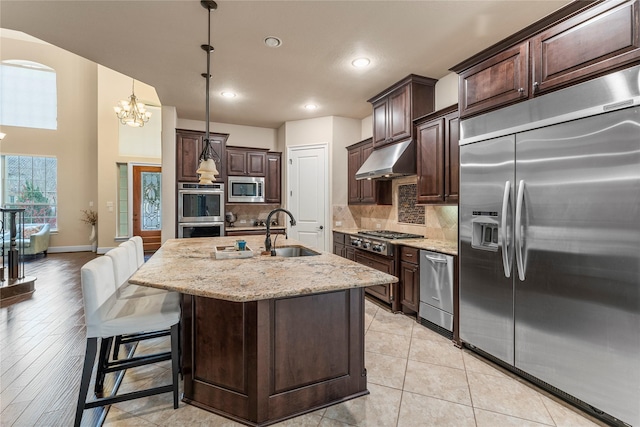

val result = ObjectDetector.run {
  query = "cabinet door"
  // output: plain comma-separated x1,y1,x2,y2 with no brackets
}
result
372,100,388,147
333,242,345,257
444,112,460,204
416,118,445,203
355,251,394,304
532,0,640,95
387,85,411,144
247,151,266,176
227,149,247,175
347,147,362,204
400,261,419,313
359,143,376,203
265,152,281,204
208,134,227,183
176,131,203,182
459,42,529,118
345,246,355,261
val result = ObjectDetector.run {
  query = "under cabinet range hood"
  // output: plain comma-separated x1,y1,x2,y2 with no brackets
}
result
355,139,416,180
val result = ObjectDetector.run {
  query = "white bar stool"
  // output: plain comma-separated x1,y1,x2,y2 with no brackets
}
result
74,256,180,427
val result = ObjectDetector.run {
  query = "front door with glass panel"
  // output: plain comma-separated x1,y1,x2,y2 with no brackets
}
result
133,165,161,251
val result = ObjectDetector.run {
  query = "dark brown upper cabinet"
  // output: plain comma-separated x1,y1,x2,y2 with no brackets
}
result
265,152,281,204
453,0,640,119
531,0,640,95
226,147,267,176
368,75,437,149
415,105,459,205
176,129,228,183
458,43,529,118
346,138,391,205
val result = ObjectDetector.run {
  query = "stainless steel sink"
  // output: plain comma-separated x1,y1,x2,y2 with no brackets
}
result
266,245,320,257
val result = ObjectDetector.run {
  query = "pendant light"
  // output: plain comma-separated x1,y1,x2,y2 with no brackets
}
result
196,0,221,184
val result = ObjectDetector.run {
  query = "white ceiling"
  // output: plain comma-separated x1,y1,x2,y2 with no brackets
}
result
0,0,571,129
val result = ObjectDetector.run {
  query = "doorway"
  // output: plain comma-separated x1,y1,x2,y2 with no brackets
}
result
287,144,328,251
132,165,162,251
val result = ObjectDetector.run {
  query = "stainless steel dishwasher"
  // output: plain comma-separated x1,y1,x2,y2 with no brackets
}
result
419,250,454,332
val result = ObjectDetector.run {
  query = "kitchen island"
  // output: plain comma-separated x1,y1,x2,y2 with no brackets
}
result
129,236,398,426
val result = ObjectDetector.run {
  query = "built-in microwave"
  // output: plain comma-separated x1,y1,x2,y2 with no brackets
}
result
228,176,265,203
178,182,224,223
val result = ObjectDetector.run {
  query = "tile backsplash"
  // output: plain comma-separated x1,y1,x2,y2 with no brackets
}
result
333,176,458,243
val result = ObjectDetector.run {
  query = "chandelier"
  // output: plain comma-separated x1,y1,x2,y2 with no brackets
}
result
196,0,221,184
114,80,151,127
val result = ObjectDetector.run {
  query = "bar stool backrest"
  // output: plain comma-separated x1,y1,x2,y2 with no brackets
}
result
105,246,133,289
130,236,145,268
81,256,117,338
119,240,138,276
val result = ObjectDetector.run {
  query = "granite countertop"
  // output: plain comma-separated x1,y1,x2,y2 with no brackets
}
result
333,228,458,256
227,225,286,232
129,236,398,302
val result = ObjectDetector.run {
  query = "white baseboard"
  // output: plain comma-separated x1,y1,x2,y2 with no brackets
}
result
46,246,117,255
47,245,92,253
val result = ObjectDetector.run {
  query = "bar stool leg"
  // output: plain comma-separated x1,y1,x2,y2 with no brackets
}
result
95,337,113,394
112,335,122,360
75,337,98,427
171,323,180,409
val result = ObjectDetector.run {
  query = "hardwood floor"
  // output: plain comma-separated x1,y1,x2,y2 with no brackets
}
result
1,252,107,426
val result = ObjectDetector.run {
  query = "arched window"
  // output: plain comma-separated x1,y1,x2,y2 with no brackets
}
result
0,60,57,130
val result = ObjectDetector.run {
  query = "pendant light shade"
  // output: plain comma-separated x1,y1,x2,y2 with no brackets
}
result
197,0,221,184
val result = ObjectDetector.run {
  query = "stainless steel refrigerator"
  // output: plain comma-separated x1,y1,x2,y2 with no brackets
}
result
459,65,640,427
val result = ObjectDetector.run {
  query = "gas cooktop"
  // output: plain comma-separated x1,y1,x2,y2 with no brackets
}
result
357,230,424,240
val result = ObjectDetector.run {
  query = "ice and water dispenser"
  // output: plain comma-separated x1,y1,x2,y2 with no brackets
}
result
471,212,499,251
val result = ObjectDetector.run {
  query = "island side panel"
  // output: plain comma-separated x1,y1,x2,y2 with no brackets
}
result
181,288,367,426
266,288,368,422
182,295,258,421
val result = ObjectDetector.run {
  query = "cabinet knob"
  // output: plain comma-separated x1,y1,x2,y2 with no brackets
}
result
518,87,525,94
533,82,539,92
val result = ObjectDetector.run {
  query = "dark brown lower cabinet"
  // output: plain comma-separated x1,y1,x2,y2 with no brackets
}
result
181,289,367,426
354,250,398,311
399,246,420,315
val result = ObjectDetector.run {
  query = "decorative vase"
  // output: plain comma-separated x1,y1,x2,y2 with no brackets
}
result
90,225,97,253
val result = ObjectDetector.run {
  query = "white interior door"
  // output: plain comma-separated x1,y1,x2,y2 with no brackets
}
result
287,144,328,251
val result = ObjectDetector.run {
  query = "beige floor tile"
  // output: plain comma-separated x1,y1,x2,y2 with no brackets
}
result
397,390,475,427
160,403,244,426
103,406,160,426
475,408,554,426
365,351,407,389
467,371,554,425
368,310,414,337
403,359,471,406
318,417,355,426
272,413,323,426
112,376,179,425
323,383,402,426
364,311,375,333
364,300,379,317
461,350,508,378
365,330,411,359
540,395,607,427
408,337,464,370
411,325,451,344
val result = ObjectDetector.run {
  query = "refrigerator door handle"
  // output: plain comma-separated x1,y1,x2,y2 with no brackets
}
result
501,180,512,278
515,179,526,281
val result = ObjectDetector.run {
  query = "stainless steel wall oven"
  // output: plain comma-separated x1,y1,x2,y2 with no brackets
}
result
177,182,224,237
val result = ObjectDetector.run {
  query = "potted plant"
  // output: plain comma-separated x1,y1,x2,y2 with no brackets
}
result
81,209,98,252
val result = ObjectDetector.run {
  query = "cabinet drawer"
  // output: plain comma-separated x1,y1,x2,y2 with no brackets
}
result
333,232,346,245
400,246,419,264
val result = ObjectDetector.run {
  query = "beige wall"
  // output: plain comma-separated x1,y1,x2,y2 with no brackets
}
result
96,66,161,253
161,106,178,244
176,119,278,150
331,117,361,206
435,72,459,110
1,35,98,251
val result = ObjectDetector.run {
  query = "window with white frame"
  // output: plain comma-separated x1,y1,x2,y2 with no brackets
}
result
1,155,58,228
0,60,57,130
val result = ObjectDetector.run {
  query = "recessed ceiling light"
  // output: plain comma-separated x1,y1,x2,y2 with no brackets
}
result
221,91,236,98
351,57,370,68
304,104,318,110
264,36,282,48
